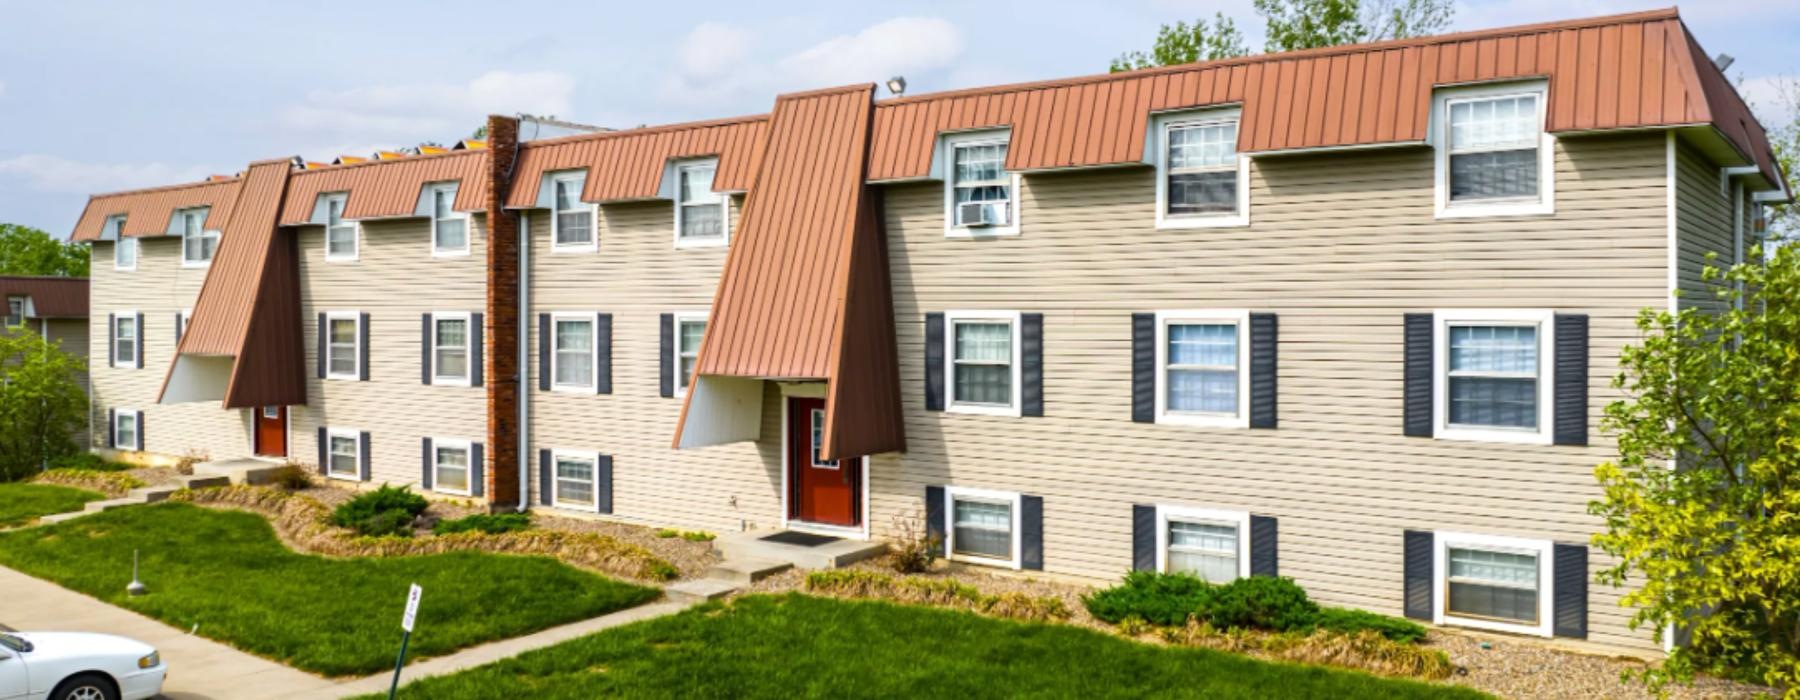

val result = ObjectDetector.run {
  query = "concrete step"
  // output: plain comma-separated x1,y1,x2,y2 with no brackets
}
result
37,511,90,525
172,474,231,490
714,531,889,570
82,498,139,513
192,458,289,486
704,557,793,585
128,486,181,503
664,579,740,604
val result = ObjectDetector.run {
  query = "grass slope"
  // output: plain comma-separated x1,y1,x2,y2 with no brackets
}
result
0,503,658,676
374,594,1490,700
0,483,103,527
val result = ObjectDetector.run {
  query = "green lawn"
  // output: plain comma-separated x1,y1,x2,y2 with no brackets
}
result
370,594,1489,700
0,483,103,527
0,502,659,676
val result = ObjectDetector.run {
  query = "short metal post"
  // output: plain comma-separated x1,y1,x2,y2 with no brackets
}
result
387,630,411,699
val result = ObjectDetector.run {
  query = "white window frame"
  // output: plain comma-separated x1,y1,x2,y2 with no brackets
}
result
1433,530,1555,638
672,310,708,398
112,408,141,452
550,449,602,510
1154,310,1251,428
943,310,1023,417
5,297,25,328
177,207,219,268
428,184,471,257
1433,81,1555,219
324,427,363,482
549,312,599,393
178,308,192,340
549,172,597,253
1433,309,1555,445
323,310,363,381
1154,505,1251,582
110,216,137,271
673,158,729,249
943,485,1022,570
431,437,474,496
431,311,474,387
1154,107,1251,229
321,193,359,263
941,130,1021,238
111,311,139,369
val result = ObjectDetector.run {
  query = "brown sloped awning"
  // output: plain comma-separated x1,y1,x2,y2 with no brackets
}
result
0,277,88,318
504,115,768,207
70,178,241,242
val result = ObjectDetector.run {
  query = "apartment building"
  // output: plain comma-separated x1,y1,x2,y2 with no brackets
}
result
67,9,1787,655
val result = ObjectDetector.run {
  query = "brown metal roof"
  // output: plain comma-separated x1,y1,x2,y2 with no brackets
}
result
70,178,241,242
0,276,87,318
866,8,1783,186
279,150,487,225
504,115,768,207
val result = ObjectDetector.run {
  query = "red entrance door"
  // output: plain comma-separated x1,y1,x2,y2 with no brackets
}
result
788,397,861,528
255,406,287,458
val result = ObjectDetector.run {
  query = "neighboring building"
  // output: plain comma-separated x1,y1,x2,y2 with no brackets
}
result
66,9,1790,655
0,276,92,449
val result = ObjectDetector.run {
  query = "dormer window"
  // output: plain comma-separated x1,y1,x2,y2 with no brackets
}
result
178,207,218,267
1434,82,1553,218
108,215,136,271
550,173,594,252
323,194,358,262
429,184,469,256
943,131,1019,237
674,159,727,248
1155,108,1249,228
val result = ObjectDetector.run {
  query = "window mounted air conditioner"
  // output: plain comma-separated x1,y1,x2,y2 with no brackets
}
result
958,201,1003,227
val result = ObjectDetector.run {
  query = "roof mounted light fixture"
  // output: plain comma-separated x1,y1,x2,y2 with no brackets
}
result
886,76,907,97
1713,53,1735,72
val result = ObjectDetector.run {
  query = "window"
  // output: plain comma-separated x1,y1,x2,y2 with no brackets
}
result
674,312,707,397
179,309,192,339
432,439,472,494
1434,310,1554,443
114,410,139,452
1434,82,1553,218
1155,311,1250,427
945,311,1021,416
4,297,23,328
433,313,472,385
944,487,1021,568
112,313,137,369
178,207,218,266
326,428,361,480
550,173,594,251
943,132,1019,236
1156,506,1251,583
430,185,469,256
809,408,837,469
1156,109,1249,228
325,312,361,380
110,216,136,270
551,314,596,391
552,451,597,508
674,160,727,247
1434,531,1553,636
323,194,357,261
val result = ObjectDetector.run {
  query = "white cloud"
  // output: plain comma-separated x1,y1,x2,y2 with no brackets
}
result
0,154,213,195
662,16,965,106
0,80,7,100
778,17,963,87
277,70,576,159
678,22,755,83
1740,74,1799,128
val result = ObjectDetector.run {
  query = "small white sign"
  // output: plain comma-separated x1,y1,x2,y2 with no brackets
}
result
401,584,422,632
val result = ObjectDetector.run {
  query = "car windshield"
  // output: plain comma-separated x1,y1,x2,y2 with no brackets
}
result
0,632,27,652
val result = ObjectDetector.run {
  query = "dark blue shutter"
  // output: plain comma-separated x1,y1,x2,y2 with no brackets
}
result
316,427,327,475
1132,504,1156,571
596,455,613,514
134,411,144,451
470,442,485,499
1020,494,1043,570
1553,314,1588,446
924,485,946,556
420,314,433,385
924,313,945,411
470,312,484,388
358,431,372,481
1403,530,1434,621
133,312,143,368
659,313,674,398
538,449,553,506
107,313,116,368
1021,313,1044,417
1249,515,1278,577
358,313,371,381
1132,313,1155,423
1403,314,1434,437
1249,313,1278,429
596,313,612,395
174,313,184,345
316,313,327,379
106,408,116,449
420,437,434,490
1554,543,1588,638
537,314,551,391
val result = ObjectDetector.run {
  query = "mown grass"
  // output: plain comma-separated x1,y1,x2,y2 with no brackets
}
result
370,594,1490,699
0,483,103,527
0,502,659,676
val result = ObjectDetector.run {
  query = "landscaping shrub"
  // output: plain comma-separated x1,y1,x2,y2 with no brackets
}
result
31,468,143,497
1083,570,1215,626
329,485,429,537
267,464,313,491
1308,607,1428,644
1203,576,1319,632
804,570,1069,623
1162,619,1455,680
47,453,131,472
433,512,533,536
680,531,715,542
1084,571,1425,644
0,333,87,483
885,510,939,574
655,528,679,538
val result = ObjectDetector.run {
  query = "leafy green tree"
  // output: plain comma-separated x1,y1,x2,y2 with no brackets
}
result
1591,247,1800,692
0,224,89,278
1759,77,1797,244
1110,13,1249,72
0,331,88,482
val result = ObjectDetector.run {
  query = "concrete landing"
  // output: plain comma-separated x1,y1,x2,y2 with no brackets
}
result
703,556,793,585
715,531,887,570
192,458,288,486
665,578,741,603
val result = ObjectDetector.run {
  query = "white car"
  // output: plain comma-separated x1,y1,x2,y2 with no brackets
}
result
0,631,165,700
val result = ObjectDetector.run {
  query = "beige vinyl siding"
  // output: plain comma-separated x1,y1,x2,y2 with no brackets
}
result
870,132,1669,654
88,238,249,461
290,216,488,488
45,318,91,448
1674,139,1740,315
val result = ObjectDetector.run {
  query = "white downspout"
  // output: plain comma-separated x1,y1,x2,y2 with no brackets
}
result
517,210,530,513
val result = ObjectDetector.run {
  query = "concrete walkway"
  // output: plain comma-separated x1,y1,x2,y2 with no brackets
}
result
0,565,696,699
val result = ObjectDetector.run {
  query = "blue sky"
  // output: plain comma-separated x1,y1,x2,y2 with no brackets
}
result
1,0,1795,236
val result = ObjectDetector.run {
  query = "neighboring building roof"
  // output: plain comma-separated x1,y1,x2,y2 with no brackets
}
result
279,149,488,225
0,276,88,318
70,178,242,242
504,115,768,207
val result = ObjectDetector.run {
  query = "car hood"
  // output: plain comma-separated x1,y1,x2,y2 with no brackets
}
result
15,632,154,663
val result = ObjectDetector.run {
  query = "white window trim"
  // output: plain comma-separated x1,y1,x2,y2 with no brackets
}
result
323,310,363,381
111,310,139,369
1154,505,1251,581
111,216,137,271
428,184,472,258
1154,309,1251,428
1153,108,1251,229
549,312,599,393
321,193,360,263
112,408,141,452
549,449,602,510
1432,80,1555,219
177,208,220,268
431,437,474,496
1432,309,1555,445
178,308,192,341
324,427,364,482
672,158,729,250
549,173,597,253
943,485,1022,570
672,310,708,398
941,130,1022,238
1433,530,1555,638
943,309,1023,417
430,311,474,387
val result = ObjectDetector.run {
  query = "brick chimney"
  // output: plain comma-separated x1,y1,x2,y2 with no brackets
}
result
483,114,522,510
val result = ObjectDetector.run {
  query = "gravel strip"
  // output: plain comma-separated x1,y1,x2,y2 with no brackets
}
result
124,466,180,487
528,513,719,580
